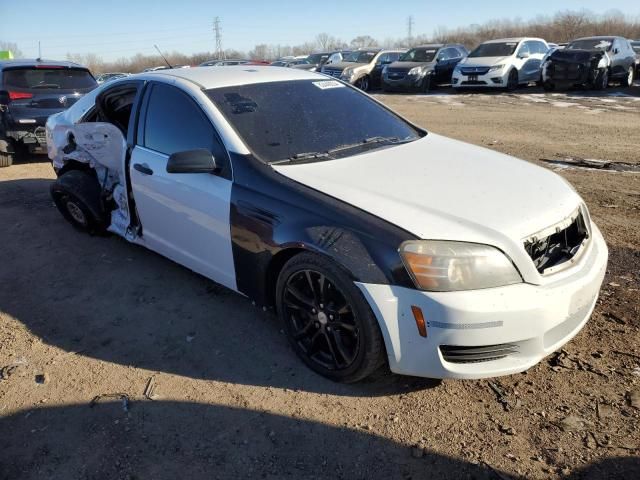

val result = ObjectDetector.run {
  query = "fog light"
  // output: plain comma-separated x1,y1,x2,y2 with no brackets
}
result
491,77,503,84
411,306,427,338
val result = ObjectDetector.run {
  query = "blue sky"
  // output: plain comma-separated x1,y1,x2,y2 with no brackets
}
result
1,0,639,60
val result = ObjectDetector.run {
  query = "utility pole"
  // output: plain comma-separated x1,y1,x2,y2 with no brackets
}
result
213,17,225,60
38,41,41,59
407,15,414,46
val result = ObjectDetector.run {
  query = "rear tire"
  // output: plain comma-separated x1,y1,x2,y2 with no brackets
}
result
543,81,555,92
276,252,386,383
0,151,13,167
50,169,109,235
0,138,14,168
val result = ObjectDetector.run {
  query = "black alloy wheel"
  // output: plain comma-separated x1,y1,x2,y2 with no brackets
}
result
276,253,385,383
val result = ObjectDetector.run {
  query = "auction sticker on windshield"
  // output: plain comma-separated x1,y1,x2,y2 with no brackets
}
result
313,80,345,90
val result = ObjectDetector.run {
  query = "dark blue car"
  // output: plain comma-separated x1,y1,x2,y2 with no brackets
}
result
0,59,97,167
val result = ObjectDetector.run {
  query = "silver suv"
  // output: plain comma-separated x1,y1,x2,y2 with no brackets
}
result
321,49,404,91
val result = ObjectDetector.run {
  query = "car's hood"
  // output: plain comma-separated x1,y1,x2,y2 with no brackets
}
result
292,63,318,70
323,62,363,71
272,134,582,268
388,61,436,70
550,49,603,63
460,56,510,67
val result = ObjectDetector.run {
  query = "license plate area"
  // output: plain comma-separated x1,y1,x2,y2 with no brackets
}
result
468,74,478,82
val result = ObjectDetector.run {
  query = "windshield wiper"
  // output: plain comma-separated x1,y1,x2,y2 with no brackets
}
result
327,136,410,155
269,151,331,165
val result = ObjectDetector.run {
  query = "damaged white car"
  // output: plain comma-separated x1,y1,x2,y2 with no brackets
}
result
46,67,608,383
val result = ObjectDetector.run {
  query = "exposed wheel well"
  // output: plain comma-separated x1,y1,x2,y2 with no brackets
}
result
265,248,306,309
57,159,96,178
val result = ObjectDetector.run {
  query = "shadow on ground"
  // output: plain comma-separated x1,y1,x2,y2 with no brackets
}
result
0,177,438,397
1,401,638,480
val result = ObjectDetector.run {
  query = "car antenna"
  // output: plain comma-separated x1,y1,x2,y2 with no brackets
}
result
154,44,173,69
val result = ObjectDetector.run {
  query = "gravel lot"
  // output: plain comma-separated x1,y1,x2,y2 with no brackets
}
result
1,86,639,479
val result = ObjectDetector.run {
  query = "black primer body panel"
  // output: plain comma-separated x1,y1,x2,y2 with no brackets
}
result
229,153,416,306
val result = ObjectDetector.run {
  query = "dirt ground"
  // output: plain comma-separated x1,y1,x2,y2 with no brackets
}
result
1,85,639,480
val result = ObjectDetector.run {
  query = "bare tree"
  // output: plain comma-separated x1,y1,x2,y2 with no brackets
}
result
0,41,24,58
350,35,378,48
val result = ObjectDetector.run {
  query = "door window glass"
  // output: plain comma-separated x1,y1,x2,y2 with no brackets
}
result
143,83,227,165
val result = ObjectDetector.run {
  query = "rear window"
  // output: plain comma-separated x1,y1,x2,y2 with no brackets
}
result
206,79,421,163
3,67,97,91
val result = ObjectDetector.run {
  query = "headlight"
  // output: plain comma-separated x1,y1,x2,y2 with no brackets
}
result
309,66,317,72
382,65,388,74
453,64,462,72
488,64,504,72
399,240,522,292
408,66,424,76
341,68,354,79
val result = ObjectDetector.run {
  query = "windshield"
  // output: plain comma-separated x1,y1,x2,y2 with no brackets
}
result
469,42,519,58
567,39,613,51
206,80,421,163
399,48,438,63
344,51,377,63
307,53,328,64
3,67,97,91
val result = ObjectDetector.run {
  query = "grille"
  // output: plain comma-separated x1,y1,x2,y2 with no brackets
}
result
386,68,408,80
440,343,519,363
323,68,343,78
524,210,589,275
548,62,586,81
461,80,488,85
461,66,490,76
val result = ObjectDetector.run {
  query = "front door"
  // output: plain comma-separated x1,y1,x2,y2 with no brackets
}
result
130,82,236,290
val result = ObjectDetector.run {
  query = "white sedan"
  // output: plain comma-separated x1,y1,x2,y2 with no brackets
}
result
45,66,607,382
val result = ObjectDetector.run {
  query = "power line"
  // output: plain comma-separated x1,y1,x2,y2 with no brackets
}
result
213,17,225,60
407,15,414,45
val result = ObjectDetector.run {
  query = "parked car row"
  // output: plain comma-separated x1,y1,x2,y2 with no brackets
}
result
276,35,638,94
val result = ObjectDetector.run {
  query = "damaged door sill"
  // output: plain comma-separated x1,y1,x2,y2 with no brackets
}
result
540,157,640,173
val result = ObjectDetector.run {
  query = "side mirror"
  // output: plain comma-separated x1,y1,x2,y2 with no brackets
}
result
613,48,619,54
166,149,218,174
0,90,9,105
519,51,530,59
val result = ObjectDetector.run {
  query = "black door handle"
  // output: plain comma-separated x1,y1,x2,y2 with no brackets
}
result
133,163,153,175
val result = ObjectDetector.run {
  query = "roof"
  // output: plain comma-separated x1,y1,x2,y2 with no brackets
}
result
572,36,618,41
483,37,543,43
145,65,324,89
0,58,87,69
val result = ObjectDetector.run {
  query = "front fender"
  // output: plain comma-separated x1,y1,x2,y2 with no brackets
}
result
228,153,416,306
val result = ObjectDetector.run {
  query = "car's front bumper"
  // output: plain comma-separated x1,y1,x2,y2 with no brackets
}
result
356,224,608,379
382,73,424,90
452,69,509,88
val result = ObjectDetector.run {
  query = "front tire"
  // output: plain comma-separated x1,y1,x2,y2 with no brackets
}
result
355,75,370,92
506,69,519,91
276,252,386,383
593,69,609,90
621,66,634,87
421,74,432,93
50,169,109,235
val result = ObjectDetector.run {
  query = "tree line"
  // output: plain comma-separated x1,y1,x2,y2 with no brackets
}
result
2,10,639,74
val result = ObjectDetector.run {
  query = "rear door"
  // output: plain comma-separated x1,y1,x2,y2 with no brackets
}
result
130,82,236,290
